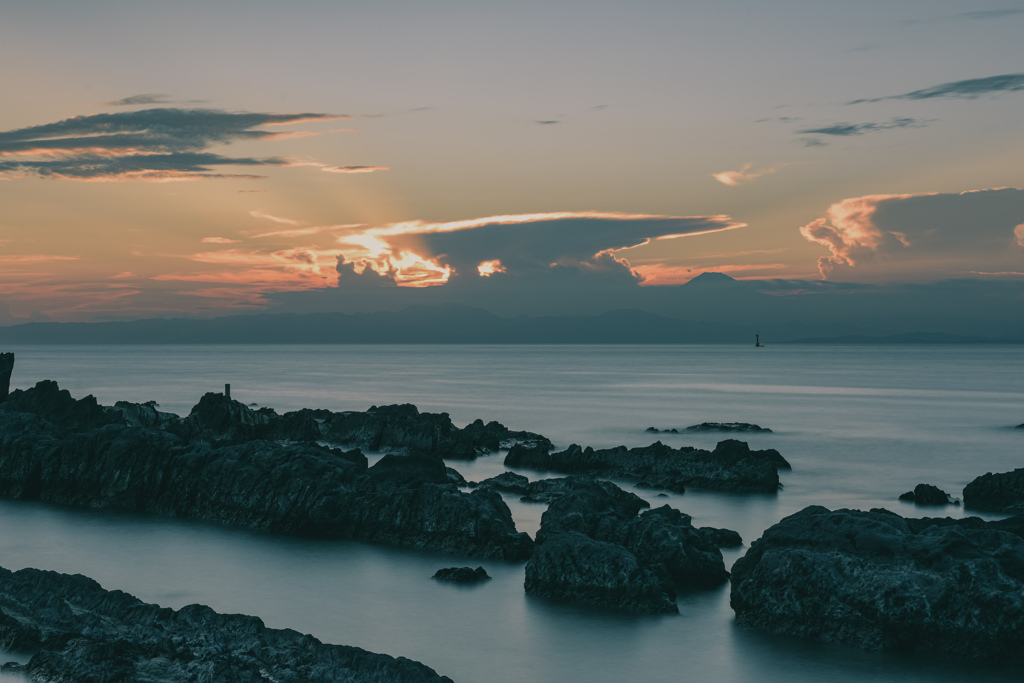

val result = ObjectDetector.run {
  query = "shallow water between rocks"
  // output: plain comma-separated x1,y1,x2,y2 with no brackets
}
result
0,344,1021,682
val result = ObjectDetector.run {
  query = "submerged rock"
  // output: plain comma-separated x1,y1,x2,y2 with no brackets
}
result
963,468,1024,513
898,483,958,506
0,565,452,682
505,439,789,494
0,381,533,560
432,566,491,583
684,422,772,433
730,506,1024,663
524,477,737,614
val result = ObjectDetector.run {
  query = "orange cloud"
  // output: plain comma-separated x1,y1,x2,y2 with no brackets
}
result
202,237,240,244
477,259,506,277
712,163,786,187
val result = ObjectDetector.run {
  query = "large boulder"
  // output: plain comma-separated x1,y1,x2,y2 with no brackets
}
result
730,506,1024,662
506,439,789,493
0,565,452,682
898,483,957,506
524,477,736,613
963,468,1024,513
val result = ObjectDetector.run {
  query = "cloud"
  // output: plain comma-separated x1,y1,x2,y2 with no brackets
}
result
797,118,926,137
99,94,173,106
712,163,785,187
849,74,1024,104
958,9,1024,20
249,210,302,226
0,254,79,263
0,108,348,181
285,161,390,174
800,188,1024,279
535,120,561,125
201,237,240,244
1016,223,1024,247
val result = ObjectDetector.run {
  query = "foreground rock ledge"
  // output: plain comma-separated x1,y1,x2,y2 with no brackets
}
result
0,381,532,560
730,506,1024,663
0,565,451,682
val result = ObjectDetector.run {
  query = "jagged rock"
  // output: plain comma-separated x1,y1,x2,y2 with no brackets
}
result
432,566,491,583
645,427,678,434
684,422,772,433
445,466,467,486
0,352,12,403
898,483,958,506
963,468,1024,513
0,565,451,682
2,380,117,435
730,506,1024,663
524,478,736,613
0,382,532,560
469,471,531,494
506,439,789,494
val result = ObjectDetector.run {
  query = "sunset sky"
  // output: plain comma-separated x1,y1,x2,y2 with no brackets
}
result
1,0,1023,321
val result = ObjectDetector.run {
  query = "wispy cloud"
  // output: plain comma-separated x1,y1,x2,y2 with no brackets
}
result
0,108,349,181
849,74,1024,104
249,210,302,226
712,162,786,187
797,118,927,137
0,254,79,263
99,94,171,106
958,9,1024,20
286,161,389,174
201,237,240,244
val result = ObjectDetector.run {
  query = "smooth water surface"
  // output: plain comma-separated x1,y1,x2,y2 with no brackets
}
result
1,345,1022,681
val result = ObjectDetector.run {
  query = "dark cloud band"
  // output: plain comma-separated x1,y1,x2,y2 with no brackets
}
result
849,74,1024,104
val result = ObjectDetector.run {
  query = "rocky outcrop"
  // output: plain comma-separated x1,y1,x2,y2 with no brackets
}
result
645,427,679,434
898,483,958,506
684,422,772,433
963,468,1024,513
432,566,491,583
730,506,1024,663
505,439,789,493
524,477,737,614
0,381,533,560
0,352,12,403
0,565,451,682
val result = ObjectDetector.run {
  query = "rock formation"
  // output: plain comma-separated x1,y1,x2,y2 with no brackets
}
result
0,565,451,682
0,352,12,403
730,506,1024,663
898,483,958,506
432,566,491,583
524,477,738,614
0,381,533,560
684,422,772,433
505,439,789,494
963,468,1024,513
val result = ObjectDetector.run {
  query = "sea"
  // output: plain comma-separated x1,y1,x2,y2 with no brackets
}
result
0,344,1021,682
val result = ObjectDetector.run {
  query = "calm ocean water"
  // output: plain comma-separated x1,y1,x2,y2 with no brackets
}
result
0,344,1022,682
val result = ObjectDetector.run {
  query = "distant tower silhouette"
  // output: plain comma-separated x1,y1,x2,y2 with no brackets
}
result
755,332,763,347
225,383,231,399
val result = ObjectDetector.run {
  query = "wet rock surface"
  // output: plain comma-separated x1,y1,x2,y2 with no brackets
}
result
898,483,958,506
963,467,1024,513
505,438,789,493
432,566,491,583
0,380,532,560
0,565,451,682
525,477,738,614
730,506,1024,663
684,422,772,433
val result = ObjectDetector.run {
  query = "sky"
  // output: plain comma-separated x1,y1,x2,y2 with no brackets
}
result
0,0,1022,322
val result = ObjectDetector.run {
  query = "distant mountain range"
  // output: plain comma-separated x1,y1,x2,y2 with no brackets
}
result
0,303,1017,345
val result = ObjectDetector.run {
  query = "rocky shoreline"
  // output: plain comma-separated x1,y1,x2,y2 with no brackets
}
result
0,564,452,682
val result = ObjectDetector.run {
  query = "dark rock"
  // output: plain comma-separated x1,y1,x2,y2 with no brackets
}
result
1,380,117,435
0,352,12,403
684,422,772,433
963,468,1024,513
506,438,789,494
0,383,532,560
432,566,491,583
445,466,467,486
0,565,451,681
645,427,679,434
469,471,531,494
898,483,957,506
730,506,1024,662
524,477,736,613
656,493,668,498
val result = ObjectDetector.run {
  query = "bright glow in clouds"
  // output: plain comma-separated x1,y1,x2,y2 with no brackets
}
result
1016,223,1024,247
712,163,783,187
799,193,920,277
477,259,506,277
